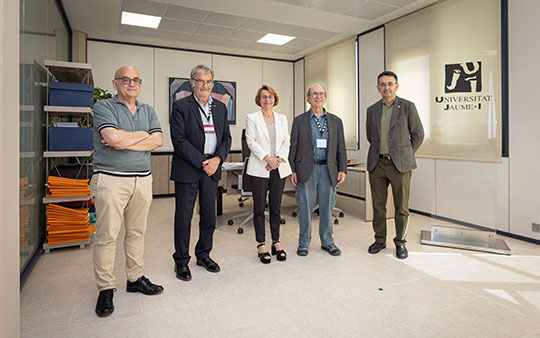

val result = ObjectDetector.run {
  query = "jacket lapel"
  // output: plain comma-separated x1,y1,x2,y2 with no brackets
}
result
389,96,402,131
326,112,333,151
304,112,314,147
257,111,270,141
212,101,221,141
189,94,204,132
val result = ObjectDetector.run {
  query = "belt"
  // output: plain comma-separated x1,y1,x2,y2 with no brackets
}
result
379,154,391,161
313,159,327,165
204,154,214,159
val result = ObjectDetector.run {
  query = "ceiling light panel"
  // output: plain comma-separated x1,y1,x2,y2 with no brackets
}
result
122,0,168,17
239,18,281,32
159,18,200,33
271,0,319,7
164,5,210,23
121,11,161,29
204,12,247,28
257,33,295,45
195,24,234,37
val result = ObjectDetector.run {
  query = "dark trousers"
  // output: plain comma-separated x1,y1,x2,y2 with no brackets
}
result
251,169,286,243
172,175,217,264
369,157,412,246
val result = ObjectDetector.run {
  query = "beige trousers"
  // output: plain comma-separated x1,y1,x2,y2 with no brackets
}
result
90,173,153,291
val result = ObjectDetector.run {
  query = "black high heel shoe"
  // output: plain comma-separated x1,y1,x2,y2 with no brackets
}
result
257,243,271,264
271,241,287,261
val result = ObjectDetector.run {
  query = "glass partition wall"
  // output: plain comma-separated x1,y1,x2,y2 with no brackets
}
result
20,0,69,275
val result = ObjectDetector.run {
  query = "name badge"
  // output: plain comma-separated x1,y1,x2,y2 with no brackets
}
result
204,124,215,134
316,139,327,148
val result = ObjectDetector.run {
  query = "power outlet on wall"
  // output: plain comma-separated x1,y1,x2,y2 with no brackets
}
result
533,223,540,233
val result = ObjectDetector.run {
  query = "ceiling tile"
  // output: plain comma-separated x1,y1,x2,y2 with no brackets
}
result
120,24,156,38
189,34,225,45
300,28,339,41
284,37,320,49
122,0,168,17
270,0,319,7
238,18,281,32
250,42,299,55
228,29,265,41
155,30,192,42
345,1,397,20
195,24,234,37
271,24,311,37
311,0,366,14
204,12,247,28
159,18,199,33
220,38,254,49
164,5,210,23
376,0,416,7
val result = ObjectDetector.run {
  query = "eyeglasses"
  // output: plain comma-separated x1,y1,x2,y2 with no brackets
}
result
261,95,274,100
115,77,143,85
378,82,395,88
193,79,213,86
310,92,325,97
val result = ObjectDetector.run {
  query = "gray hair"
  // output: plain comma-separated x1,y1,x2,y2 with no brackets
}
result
190,64,214,80
306,84,327,97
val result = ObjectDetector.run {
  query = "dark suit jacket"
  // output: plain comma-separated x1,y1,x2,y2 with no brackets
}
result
170,94,231,183
289,110,347,187
366,96,424,173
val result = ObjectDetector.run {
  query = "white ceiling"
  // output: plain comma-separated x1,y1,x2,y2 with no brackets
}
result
62,0,438,60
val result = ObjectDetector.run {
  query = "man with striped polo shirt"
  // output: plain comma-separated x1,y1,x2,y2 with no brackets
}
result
91,65,164,318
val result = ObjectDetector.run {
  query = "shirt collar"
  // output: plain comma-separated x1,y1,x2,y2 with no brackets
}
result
194,94,213,108
310,108,327,119
112,95,141,109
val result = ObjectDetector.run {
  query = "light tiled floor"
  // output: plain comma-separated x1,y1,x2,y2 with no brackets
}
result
21,193,540,338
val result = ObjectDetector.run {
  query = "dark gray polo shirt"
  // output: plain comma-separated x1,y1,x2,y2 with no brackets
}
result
93,96,162,175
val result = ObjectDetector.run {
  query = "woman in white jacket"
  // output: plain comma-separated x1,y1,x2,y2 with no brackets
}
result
245,85,292,264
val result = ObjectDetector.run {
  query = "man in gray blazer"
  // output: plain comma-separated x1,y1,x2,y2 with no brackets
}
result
289,84,347,256
366,71,424,259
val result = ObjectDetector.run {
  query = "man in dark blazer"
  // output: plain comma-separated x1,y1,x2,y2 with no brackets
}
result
366,71,424,259
170,64,231,281
289,84,347,257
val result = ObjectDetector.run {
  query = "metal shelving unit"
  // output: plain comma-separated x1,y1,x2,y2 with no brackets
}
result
42,60,94,252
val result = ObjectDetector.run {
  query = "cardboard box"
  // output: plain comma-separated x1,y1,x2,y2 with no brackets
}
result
49,82,94,108
48,127,93,151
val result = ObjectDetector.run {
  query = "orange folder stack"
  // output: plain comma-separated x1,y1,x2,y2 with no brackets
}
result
46,204,96,244
47,176,90,197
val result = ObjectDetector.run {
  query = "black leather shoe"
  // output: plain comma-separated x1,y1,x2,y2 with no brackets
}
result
396,245,408,259
196,257,221,273
95,288,115,317
368,241,386,254
126,275,164,295
175,263,192,281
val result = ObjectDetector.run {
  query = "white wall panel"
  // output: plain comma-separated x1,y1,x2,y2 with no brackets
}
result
409,157,435,214
508,0,540,240
435,159,498,229
357,28,384,164
87,41,155,109
154,49,212,151
213,55,262,151
262,60,294,128
294,59,305,116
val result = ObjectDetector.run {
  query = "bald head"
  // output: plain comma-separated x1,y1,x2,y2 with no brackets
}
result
114,66,140,79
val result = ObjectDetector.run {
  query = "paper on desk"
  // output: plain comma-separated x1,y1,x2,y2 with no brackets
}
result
222,162,244,170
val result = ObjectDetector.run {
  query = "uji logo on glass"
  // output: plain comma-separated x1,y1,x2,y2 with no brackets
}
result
444,61,482,93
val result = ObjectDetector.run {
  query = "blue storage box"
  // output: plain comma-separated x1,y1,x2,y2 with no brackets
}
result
48,127,93,151
49,82,94,108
